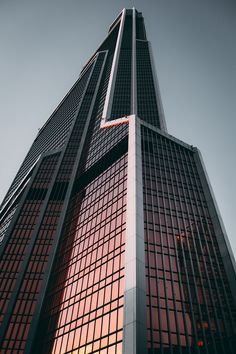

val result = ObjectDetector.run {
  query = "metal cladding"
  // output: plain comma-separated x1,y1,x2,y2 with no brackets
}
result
0,8,236,354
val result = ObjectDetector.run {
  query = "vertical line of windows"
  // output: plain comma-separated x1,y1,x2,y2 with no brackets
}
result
136,13,146,40
110,14,132,120
137,41,160,128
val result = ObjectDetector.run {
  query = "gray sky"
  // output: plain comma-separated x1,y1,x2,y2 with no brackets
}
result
0,0,235,257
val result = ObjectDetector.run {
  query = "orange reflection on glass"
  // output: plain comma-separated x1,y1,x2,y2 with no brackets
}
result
117,308,123,330
102,313,109,337
80,324,88,347
67,330,75,352
87,320,95,343
94,317,102,341
197,340,204,347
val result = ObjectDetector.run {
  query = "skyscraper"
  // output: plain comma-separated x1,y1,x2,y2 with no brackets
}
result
0,7,236,354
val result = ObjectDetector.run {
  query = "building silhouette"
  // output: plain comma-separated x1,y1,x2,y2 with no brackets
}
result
0,8,236,354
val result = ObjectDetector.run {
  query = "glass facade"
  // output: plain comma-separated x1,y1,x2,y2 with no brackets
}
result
137,41,161,128
34,154,127,354
142,125,236,353
0,7,236,354
0,203,18,244
0,153,60,351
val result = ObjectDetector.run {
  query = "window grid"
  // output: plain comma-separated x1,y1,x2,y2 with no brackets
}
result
180,145,236,342
141,125,236,353
33,154,127,354
136,12,146,40
137,41,160,128
0,153,59,333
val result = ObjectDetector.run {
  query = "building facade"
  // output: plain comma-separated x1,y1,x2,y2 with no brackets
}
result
0,8,236,354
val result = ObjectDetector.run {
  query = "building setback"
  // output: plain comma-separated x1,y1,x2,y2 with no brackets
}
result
0,8,236,354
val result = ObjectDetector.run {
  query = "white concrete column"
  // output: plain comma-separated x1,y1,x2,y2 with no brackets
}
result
123,115,147,354
101,9,126,123
131,8,137,116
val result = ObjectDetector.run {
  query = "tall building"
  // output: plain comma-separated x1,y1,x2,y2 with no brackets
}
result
0,8,236,354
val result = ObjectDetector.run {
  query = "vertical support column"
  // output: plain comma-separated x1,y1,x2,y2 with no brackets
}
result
131,8,137,115
123,115,147,354
101,9,126,122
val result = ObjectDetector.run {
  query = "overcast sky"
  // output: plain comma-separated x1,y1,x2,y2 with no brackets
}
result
0,0,235,257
